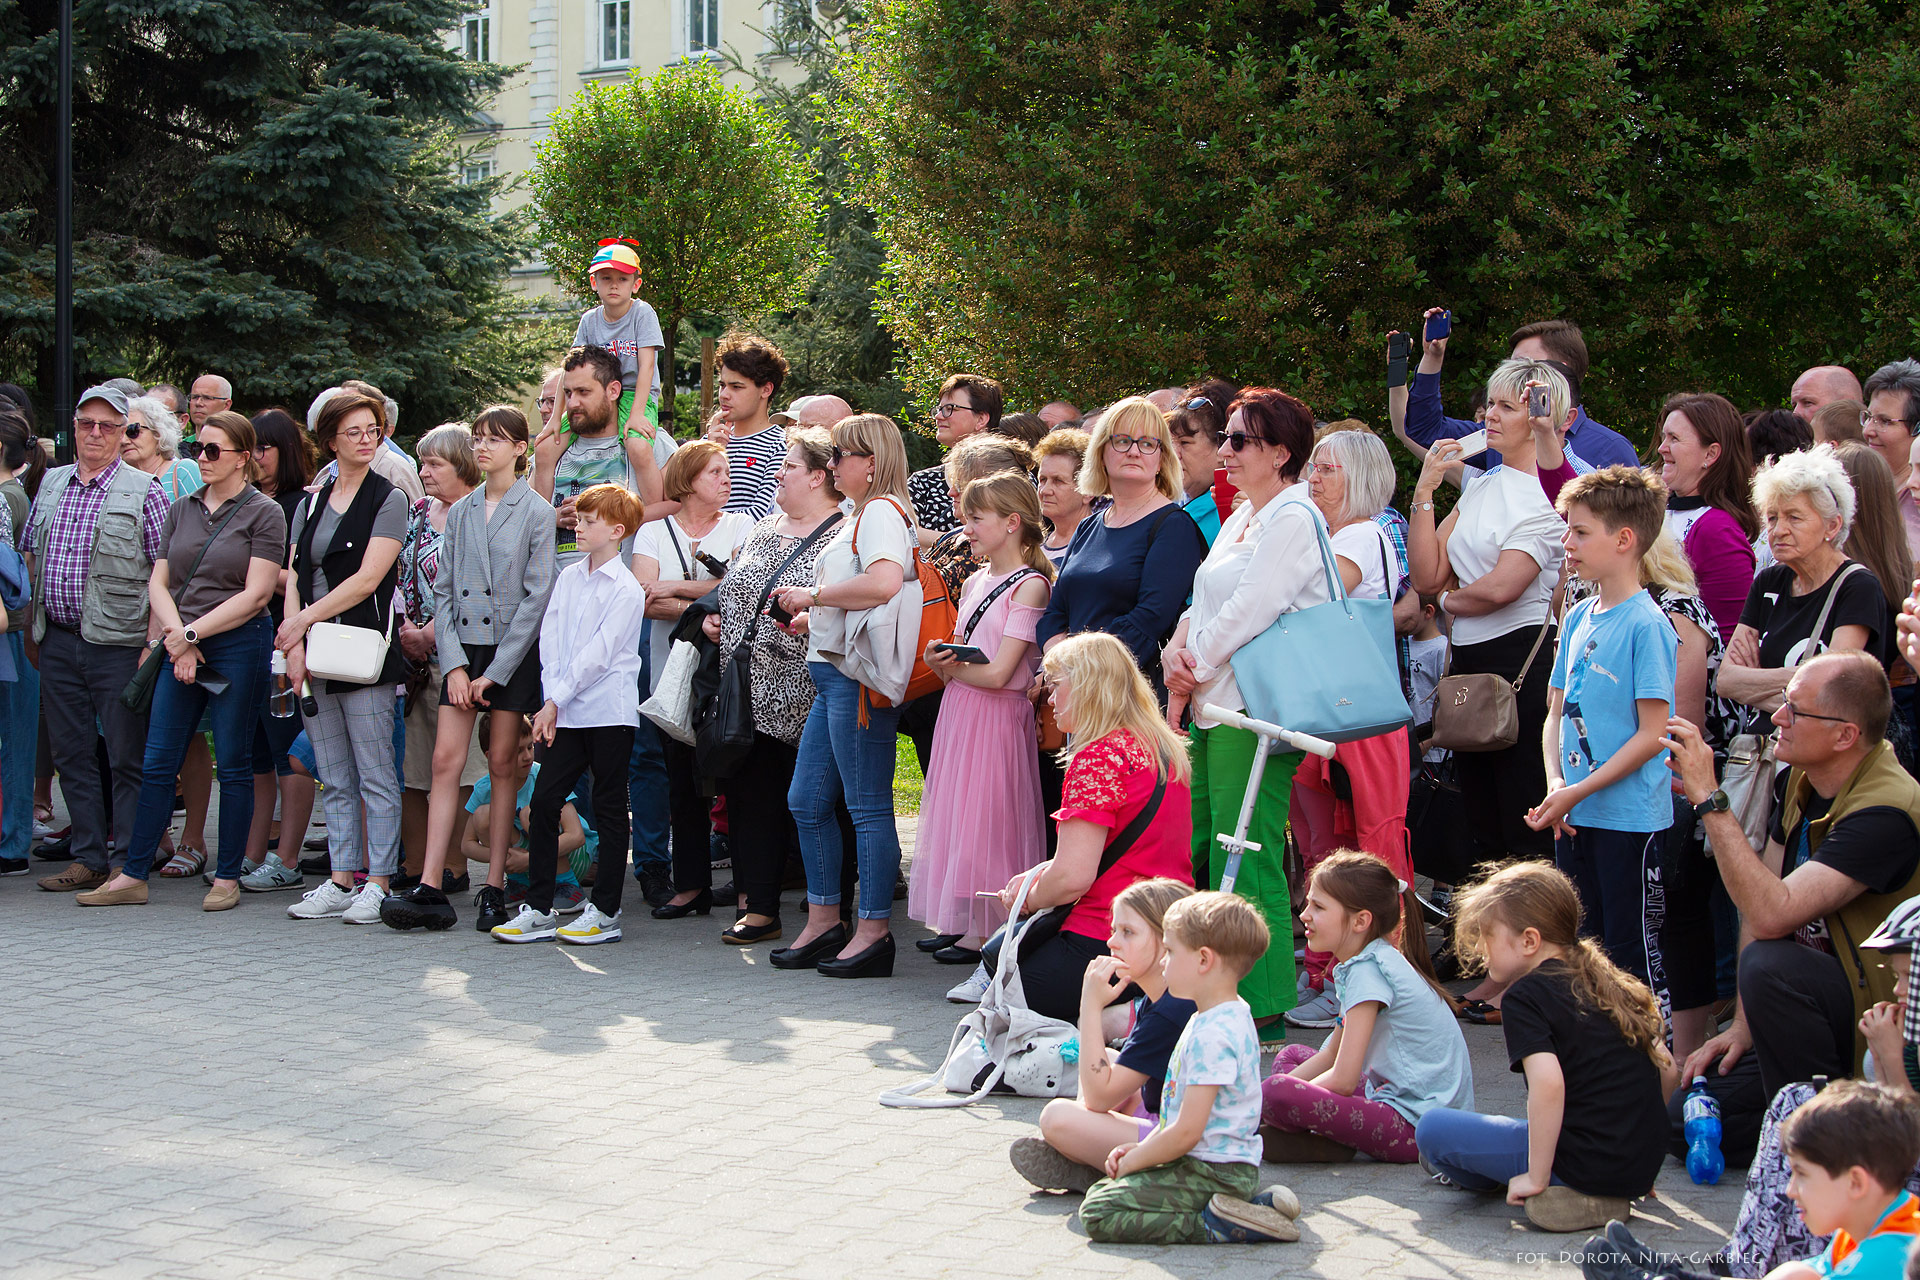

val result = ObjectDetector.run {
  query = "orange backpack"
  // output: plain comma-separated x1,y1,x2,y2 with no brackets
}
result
854,495,956,705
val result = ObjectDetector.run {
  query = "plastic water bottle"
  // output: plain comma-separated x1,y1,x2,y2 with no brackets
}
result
268,651,298,719
1684,1076,1725,1185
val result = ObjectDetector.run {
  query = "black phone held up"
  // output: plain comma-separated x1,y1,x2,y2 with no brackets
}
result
934,642,991,664
1425,310,1452,342
768,599,794,627
1386,332,1411,389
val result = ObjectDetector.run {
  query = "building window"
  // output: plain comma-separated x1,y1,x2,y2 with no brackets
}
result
688,0,719,54
461,10,490,62
766,0,810,54
461,156,496,185
601,0,631,64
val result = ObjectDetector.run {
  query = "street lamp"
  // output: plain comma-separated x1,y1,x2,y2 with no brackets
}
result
53,0,73,463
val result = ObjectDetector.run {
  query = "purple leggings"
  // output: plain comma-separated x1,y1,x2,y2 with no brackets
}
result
1260,1043,1421,1163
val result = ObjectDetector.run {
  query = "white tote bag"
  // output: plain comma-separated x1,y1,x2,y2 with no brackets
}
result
878,875,1082,1108
640,639,701,744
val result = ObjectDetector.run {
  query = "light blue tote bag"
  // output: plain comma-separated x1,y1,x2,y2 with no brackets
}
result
1228,519,1410,743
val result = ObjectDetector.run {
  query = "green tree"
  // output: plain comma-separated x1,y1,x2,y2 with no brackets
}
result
0,0,550,428
841,0,1920,446
529,60,827,429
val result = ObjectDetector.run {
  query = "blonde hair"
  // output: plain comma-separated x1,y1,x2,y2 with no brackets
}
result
961,472,1055,579
1080,397,1181,500
1451,862,1670,1067
1486,358,1572,430
944,433,1033,489
1638,527,1700,595
1033,427,1091,474
1039,632,1190,785
833,413,913,513
1110,878,1195,938
662,438,727,502
1163,891,1271,979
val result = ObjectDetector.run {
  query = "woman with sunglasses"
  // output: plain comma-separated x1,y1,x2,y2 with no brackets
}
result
1035,397,1206,695
77,412,288,910
1160,388,1322,1024
123,395,203,501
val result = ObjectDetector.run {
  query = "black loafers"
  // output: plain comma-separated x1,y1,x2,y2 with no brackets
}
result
722,918,782,945
932,944,983,965
652,889,713,919
916,933,963,953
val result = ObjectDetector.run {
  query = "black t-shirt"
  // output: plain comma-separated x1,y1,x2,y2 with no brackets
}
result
1767,773,1920,953
1500,961,1668,1199
1738,560,1893,670
1115,991,1196,1117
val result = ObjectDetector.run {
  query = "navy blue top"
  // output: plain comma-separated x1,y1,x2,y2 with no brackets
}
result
1035,502,1206,681
1404,369,1640,471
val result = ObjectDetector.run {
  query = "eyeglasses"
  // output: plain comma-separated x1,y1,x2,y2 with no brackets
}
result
1106,434,1162,455
933,402,979,419
1779,702,1851,727
73,416,126,436
1308,460,1343,476
186,440,236,462
829,446,872,464
1222,431,1264,452
536,395,557,412
1862,411,1913,433
337,426,382,443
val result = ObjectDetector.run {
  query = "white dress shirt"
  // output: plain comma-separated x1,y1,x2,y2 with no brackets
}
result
538,552,647,728
1182,481,1331,729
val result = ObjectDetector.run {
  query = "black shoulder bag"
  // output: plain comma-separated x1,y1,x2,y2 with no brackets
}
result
121,496,250,714
694,512,844,779
995,766,1170,971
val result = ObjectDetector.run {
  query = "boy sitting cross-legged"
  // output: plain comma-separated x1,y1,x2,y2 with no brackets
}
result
491,483,648,946
1079,891,1302,1246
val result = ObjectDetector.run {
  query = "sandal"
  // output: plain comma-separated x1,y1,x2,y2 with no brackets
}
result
158,844,208,878
1457,998,1502,1026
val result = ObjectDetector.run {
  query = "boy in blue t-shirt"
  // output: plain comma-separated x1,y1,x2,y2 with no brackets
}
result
1079,892,1302,1246
1530,465,1678,981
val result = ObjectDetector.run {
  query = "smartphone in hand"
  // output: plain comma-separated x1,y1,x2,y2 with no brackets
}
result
1454,428,1489,458
1528,384,1552,419
1425,310,1452,342
934,642,991,664
1386,332,1411,389
768,599,795,627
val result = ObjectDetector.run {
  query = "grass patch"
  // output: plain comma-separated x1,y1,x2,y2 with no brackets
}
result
894,735,923,813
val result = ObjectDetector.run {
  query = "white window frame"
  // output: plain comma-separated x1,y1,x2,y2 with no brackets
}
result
686,0,720,56
600,0,632,67
461,155,496,186
460,9,491,62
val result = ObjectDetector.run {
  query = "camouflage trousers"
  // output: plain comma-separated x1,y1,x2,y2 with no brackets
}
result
1080,1156,1261,1244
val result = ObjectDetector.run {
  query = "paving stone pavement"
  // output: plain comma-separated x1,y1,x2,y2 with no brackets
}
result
5,811,1745,1279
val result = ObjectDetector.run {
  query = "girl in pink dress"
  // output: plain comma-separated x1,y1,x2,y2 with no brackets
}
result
910,473,1055,958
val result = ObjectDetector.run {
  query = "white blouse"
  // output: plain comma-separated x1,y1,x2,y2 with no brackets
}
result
1445,465,1565,647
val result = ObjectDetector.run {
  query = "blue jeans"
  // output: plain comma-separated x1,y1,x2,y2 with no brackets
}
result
1414,1108,1554,1192
788,662,901,920
0,631,40,860
123,618,272,881
628,627,670,877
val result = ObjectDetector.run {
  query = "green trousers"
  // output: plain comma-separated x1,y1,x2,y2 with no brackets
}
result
1080,1156,1261,1244
1189,723,1298,1018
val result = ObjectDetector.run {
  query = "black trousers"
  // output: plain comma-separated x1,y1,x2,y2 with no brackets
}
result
1742,937,1857,1099
665,737,716,893
722,732,800,918
900,688,942,774
1037,742,1063,858
1450,625,1556,865
1019,930,1111,1022
528,724,633,917
1652,795,1727,1011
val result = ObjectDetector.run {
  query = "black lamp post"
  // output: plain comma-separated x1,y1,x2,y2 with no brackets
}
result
53,0,73,464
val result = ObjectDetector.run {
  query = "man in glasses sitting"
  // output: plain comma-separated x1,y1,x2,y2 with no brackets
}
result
21,384,173,893
1664,649,1920,1160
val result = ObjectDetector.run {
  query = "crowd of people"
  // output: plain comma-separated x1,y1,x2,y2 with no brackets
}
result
9,245,1920,1268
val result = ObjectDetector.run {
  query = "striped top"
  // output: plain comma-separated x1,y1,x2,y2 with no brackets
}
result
723,424,788,519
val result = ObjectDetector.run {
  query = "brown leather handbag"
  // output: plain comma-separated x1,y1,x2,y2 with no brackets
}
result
1429,618,1552,753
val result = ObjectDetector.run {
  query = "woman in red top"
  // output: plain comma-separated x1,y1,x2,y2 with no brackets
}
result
992,632,1193,1021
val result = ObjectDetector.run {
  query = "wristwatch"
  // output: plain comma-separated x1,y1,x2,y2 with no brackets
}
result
1693,789,1731,819
809,585,822,606
1413,500,1435,513
183,624,199,645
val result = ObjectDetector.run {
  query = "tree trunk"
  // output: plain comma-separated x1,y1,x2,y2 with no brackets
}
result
658,309,680,432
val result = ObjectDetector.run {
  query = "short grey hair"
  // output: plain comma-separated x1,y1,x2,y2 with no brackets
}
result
1864,358,1920,432
196,373,233,399
127,395,183,460
1752,443,1855,546
415,424,481,487
1310,429,1395,523
105,377,144,400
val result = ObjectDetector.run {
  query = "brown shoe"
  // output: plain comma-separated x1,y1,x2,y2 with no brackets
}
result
1524,1186,1633,1233
77,878,150,906
202,881,240,912
41,862,110,893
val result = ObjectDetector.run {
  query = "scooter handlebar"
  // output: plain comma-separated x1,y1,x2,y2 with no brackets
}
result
1198,704,1338,759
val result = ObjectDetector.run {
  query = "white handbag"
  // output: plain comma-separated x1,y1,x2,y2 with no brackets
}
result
304,615,394,685
641,639,700,745
878,875,1082,1108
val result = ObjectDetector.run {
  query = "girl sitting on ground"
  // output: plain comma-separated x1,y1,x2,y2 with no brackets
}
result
1010,877,1198,1192
1415,862,1676,1234
1261,850,1473,1163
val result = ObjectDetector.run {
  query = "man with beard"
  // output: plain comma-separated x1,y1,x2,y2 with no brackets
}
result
533,344,674,568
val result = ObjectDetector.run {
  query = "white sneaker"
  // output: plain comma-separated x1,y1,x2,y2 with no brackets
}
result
1284,986,1342,1029
557,904,621,945
491,903,559,943
341,881,386,925
287,880,356,920
946,961,990,1004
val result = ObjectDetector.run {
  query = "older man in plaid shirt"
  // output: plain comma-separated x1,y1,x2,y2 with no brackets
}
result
23,385,171,892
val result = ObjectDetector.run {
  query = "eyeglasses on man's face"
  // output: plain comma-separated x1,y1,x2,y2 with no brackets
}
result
1778,701,1850,728
73,415,127,436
